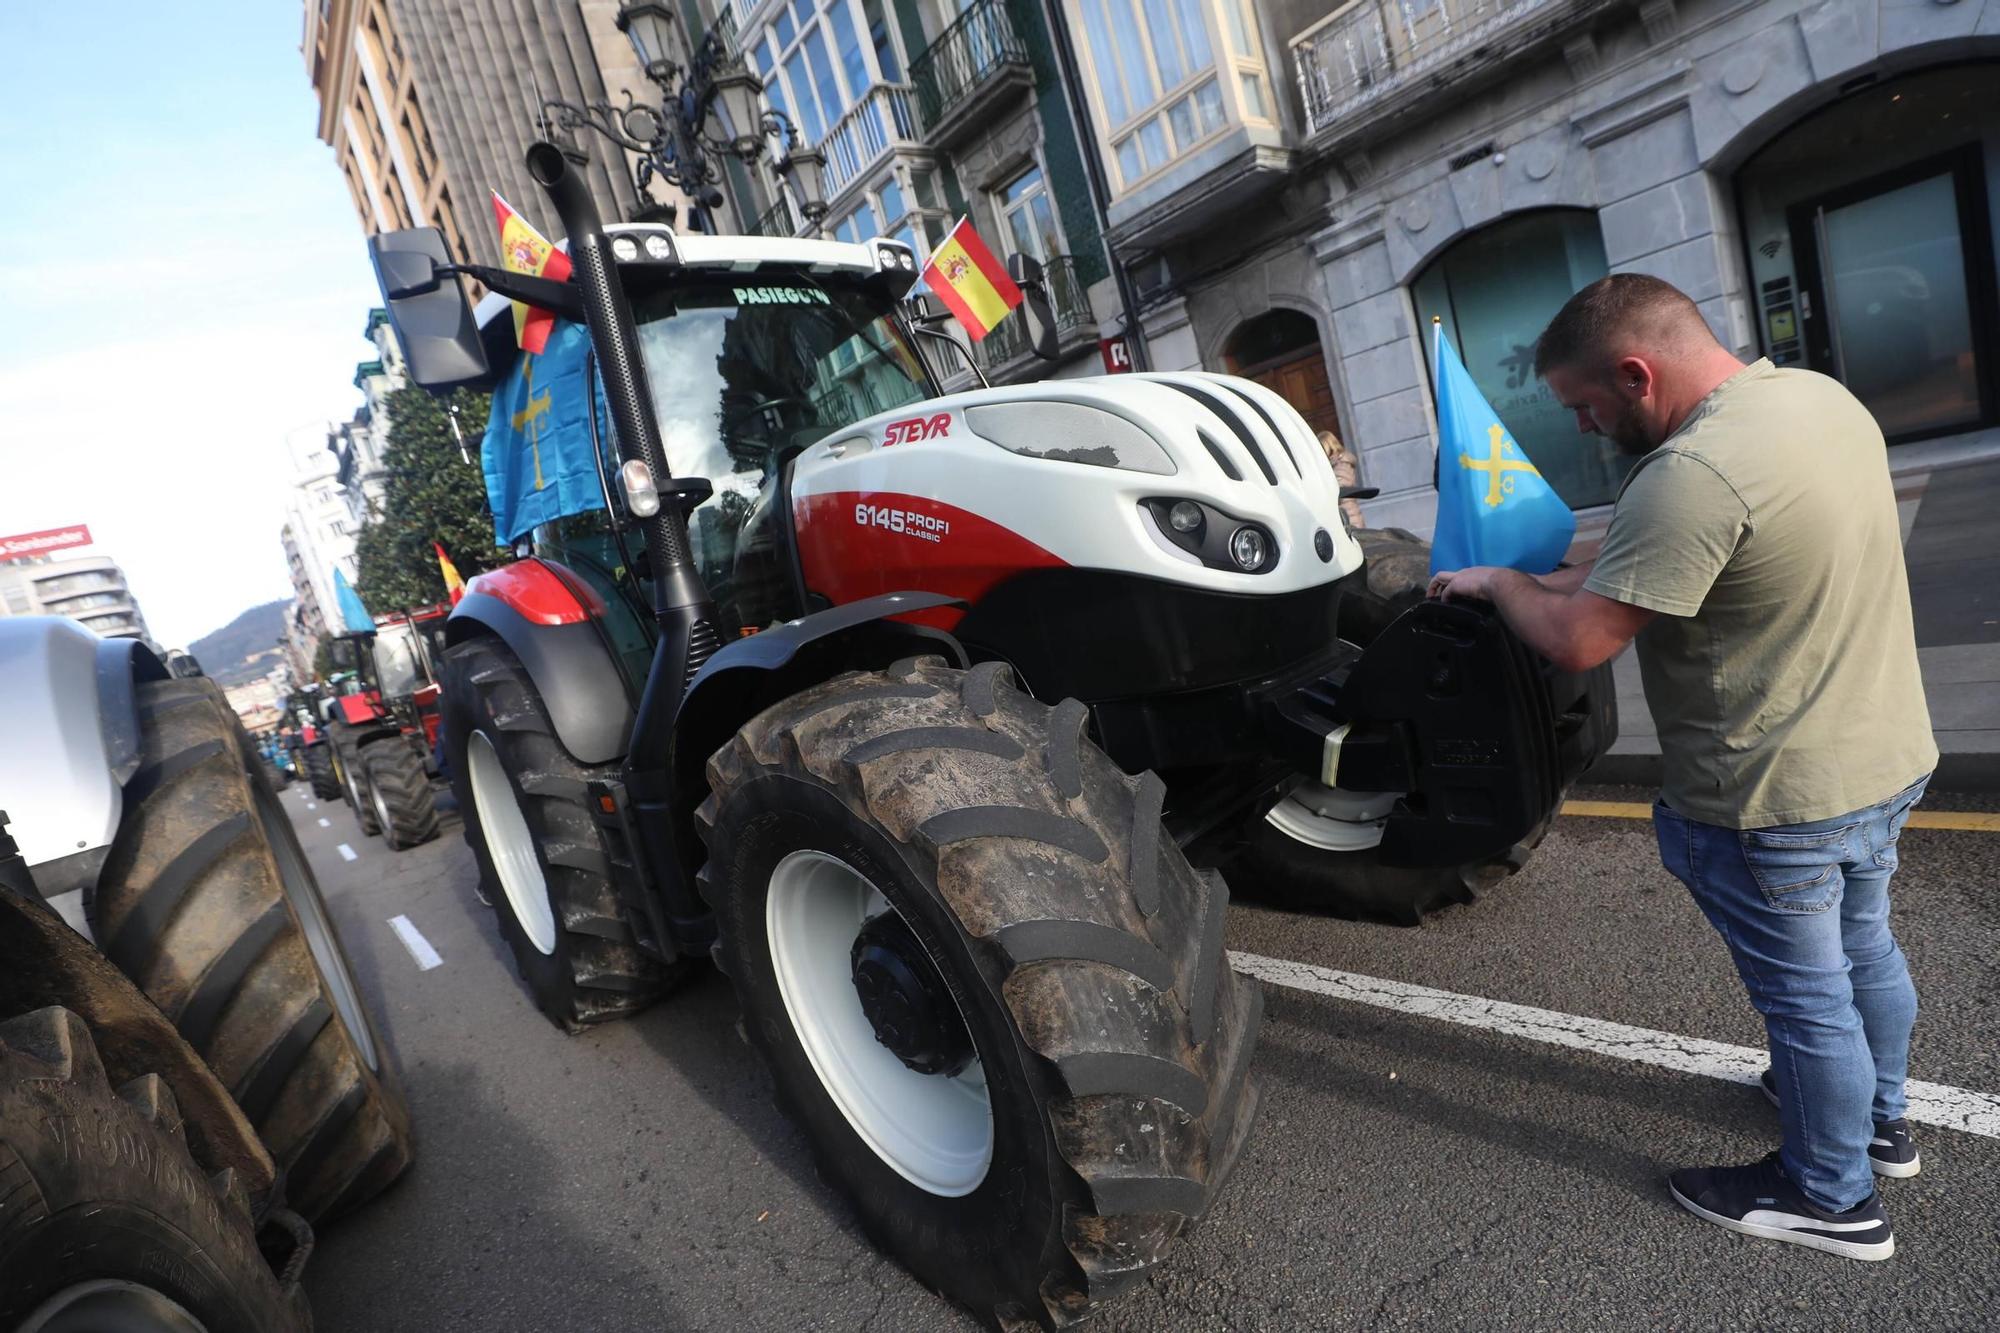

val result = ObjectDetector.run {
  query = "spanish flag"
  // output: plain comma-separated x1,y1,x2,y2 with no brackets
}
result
433,541,466,605
921,218,1022,342
492,192,573,355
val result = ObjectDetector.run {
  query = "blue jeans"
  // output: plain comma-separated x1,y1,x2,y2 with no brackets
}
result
1652,774,1930,1212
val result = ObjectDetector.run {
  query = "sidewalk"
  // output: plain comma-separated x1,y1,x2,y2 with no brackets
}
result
1582,453,2000,793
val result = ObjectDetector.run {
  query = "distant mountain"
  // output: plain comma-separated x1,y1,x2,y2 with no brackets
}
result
187,599,291,685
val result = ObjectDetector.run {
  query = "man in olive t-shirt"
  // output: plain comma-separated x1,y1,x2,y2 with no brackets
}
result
1429,275,1935,1261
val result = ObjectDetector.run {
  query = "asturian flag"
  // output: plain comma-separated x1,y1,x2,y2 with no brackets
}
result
332,567,375,634
1429,319,1575,577
920,218,1022,342
492,192,573,355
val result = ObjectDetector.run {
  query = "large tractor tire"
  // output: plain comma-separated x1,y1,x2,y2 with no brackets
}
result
698,656,1261,1330
88,677,412,1226
328,722,381,837
362,738,440,851
438,636,685,1029
0,1007,311,1332
303,743,339,801
1231,526,1544,923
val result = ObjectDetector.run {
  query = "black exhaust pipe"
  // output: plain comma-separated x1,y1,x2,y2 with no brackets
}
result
523,141,707,626
526,141,718,931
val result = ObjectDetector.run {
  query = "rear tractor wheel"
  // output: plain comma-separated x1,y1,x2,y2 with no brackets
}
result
0,1007,311,1332
330,724,381,837
303,743,339,801
363,738,440,851
88,677,413,1225
699,656,1262,1329
439,635,686,1029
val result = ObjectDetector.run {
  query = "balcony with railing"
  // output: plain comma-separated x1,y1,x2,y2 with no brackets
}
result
746,193,799,239
909,0,1034,147
1291,0,1595,147
974,255,1096,381
817,83,921,203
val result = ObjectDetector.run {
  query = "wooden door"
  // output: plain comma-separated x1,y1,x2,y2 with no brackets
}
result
1248,349,1343,444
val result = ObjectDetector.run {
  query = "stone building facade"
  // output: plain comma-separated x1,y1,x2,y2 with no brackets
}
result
1078,0,2000,532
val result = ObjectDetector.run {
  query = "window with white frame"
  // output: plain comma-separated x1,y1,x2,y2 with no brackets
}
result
996,164,1061,262
750,0,909,149
1071,0,1274,193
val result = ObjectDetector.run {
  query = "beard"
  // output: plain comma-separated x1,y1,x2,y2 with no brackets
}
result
1606,404,1657,457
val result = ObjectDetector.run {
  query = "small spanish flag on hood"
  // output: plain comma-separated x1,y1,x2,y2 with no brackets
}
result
920,218,1022,342
492,192,573,355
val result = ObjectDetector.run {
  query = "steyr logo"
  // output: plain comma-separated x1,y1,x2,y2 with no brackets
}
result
883,413,952,446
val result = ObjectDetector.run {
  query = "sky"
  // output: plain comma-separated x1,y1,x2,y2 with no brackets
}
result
0,4,387,647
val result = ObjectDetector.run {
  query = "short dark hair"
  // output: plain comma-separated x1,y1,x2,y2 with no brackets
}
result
1533,273,1710,378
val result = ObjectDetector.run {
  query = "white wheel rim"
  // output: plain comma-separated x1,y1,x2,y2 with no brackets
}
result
465,730,557,954
1265,782,1400,852
766,850,992,1196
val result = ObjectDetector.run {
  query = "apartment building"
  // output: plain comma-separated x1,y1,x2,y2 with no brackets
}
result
728,0,1122,383
0,551,154,645
1062,0,2000,531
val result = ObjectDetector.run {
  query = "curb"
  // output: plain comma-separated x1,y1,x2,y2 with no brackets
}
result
1584,750,2000,794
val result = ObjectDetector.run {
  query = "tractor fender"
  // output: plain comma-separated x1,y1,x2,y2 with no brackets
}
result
0,617,167,894
666,591,968,827
444,559,635,765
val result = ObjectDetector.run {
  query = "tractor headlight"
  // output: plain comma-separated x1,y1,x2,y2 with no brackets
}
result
611,236,640,262
1229,526,1270,571
1141,499,1277,573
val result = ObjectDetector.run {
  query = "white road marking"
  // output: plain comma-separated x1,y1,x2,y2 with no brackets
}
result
1230,951,2000,1140
336,843,357,862
388,915,443,971
317,817,331,828
307,803,318,811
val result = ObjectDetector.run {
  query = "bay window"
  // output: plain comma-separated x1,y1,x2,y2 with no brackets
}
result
1070,0,1275,193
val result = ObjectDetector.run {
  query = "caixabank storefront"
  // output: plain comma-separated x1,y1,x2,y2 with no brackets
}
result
1180,0,2000,532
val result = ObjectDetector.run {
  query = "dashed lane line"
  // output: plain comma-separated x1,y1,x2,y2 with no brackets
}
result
1230,951,2000,1139
387,915,443,971
336,843,357,862
1562,799,2000,832
317,817,331,828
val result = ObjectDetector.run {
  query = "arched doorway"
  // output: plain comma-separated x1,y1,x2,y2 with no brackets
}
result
1411,208,1617,509
1733,61,2000,443
1222,310,1342,443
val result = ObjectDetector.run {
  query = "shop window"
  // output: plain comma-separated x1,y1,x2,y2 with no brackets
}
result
1735,62,2000,442
1413,209,1622,510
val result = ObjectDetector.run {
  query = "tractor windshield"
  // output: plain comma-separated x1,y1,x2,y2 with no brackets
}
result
370,623,422,700
631,277,930,497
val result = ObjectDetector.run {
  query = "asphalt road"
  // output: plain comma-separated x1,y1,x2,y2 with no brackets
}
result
291,780,2000,1331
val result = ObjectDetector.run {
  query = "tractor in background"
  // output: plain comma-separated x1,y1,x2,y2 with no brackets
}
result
322,603,451,850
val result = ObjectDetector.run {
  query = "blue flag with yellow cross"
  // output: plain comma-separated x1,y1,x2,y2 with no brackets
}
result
1429,320,1575,577
482,319,613,545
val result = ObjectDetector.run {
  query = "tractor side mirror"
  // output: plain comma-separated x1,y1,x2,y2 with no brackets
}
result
368,228,489,391
1006,253,1059,362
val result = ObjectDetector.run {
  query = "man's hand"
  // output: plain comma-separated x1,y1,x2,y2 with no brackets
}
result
1425,565,1656,671
1428,566,1502,602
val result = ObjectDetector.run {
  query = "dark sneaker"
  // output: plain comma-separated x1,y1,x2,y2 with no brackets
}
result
1759,1068,1921,1178
1869,1120,1921,1179
1669,1153,1893,1260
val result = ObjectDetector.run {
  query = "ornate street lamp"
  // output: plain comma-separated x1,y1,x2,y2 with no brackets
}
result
536,0,829,233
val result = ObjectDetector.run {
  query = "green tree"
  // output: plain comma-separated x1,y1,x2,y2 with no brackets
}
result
354,387,501,611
